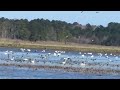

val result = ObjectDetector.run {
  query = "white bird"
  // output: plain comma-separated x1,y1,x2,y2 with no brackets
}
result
31,60,35,64
105,53,107,56
20,48,25,52
62,61,66,65
106,56,109,58
62,58,68,65
88,53,92,55
110,53,112,55
82,54,85,57
27,49,31,52
42,50,45,52
23,58,28,61
4,52,8,55
48,53,51,55
61,51,65,53
11,56,14,60
53,53,57,56
109,59,112,62
80,62,86,67
91,55,94,58
98,53,102,57
99,53,102,55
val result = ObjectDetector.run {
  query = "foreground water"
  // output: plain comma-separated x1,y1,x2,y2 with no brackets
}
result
0,47,120,79
0,65,120,79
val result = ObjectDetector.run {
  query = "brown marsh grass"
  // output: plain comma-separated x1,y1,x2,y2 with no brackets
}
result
0,38,120,53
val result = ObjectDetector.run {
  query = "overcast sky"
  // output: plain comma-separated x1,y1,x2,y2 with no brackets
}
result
0,11,119,26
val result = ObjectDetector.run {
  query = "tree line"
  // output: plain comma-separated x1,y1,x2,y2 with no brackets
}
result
0,17,120,46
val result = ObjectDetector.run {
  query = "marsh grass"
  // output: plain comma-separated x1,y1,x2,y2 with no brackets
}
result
0,38,120,53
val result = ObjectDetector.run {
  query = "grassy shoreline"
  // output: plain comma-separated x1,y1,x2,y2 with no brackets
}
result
0,38,120,53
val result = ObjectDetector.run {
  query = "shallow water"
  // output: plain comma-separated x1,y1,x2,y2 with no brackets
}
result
0,65,120,79
0,47,120,79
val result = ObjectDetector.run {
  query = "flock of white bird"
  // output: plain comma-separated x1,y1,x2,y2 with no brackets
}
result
1,48,120,69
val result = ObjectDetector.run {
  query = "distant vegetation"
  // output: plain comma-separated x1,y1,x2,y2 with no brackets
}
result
0,17,120,46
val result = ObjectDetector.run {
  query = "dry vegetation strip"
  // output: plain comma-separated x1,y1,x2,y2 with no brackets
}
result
0,38,120,53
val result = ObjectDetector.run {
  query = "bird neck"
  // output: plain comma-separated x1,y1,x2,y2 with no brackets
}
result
65,59,67,62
